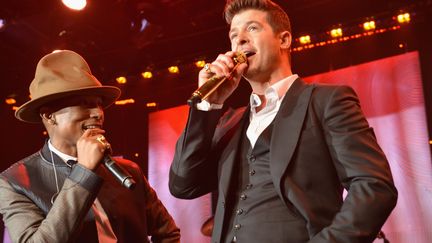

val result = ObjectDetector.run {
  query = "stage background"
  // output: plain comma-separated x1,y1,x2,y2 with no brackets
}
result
148,51,432,243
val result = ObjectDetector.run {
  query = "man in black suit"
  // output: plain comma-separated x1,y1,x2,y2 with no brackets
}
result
169,0,397,242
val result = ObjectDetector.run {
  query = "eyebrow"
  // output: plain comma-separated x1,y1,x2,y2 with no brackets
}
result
229,20,260,37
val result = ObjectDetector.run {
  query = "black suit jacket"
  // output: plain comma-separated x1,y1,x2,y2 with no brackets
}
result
170,78,397,242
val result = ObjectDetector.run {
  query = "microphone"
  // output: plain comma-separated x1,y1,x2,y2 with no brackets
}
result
187,51,249,107
103,154,136,190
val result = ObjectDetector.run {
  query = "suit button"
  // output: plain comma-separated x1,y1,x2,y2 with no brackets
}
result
249,169,255,176
246,184,253,189
236,209,243,215
249,155,256,162
222,201,225,208
240,194,247,200
234,224,241,230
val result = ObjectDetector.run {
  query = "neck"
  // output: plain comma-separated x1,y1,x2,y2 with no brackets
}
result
49,138,77,157
247,67,293,95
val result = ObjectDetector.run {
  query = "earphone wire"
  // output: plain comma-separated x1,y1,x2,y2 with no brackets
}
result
49,149,60,205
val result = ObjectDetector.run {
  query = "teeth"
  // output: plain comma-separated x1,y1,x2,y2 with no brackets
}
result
243,51,255,57
83,125,100,130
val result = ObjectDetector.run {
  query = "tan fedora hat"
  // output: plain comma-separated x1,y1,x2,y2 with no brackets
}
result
15,50,121,123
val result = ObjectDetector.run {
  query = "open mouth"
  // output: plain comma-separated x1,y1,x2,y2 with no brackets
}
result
82,124,102,131
243,51,256,57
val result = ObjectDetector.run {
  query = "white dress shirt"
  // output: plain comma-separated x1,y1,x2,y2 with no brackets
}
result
246,74,298,147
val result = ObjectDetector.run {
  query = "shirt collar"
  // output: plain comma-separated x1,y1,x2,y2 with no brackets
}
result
48,139,77,162
249,74,299,110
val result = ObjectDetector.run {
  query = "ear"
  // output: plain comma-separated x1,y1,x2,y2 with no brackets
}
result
279,31,292,50
40,108,56,125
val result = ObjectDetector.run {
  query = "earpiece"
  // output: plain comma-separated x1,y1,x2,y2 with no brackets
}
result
40,113,57,125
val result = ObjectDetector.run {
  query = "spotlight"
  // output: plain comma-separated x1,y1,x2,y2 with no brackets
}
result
115,99,135,105
141,71,153,79
168,66,179,74
330,28,343,38
0,18,5,31
195,60,206,68
5,97,16,105
146,102,157,107
116,76,127,84
62,0,87,11
363,21,376,31
299,35,311,44
396,13,410,24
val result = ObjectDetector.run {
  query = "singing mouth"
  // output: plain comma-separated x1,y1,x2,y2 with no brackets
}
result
82,124,102,131
243,51,256,57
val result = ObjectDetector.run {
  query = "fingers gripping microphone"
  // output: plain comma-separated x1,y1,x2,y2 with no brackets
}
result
187,52,249,107
103,153,136,190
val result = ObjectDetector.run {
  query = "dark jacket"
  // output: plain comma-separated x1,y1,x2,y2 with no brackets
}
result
169,78,397,243
0,142,180,243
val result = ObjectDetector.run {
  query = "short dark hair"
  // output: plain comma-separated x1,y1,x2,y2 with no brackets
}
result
224,0,291,34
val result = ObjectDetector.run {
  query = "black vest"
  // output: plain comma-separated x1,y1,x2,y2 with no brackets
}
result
222,118,309,243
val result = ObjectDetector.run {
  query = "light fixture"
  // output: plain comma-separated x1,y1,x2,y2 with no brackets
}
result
0,18,5,31
396,13,410,24
115,99,135,105
62,0,87,11
141,71,153,79
146,102,157,107
168,66,179,74
116,76,127,84
363,20,376,31
5,97,16,105
195,60,206,68
299,35,311,44
330,28,343,38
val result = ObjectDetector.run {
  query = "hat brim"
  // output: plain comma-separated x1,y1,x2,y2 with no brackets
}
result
15,86,121,123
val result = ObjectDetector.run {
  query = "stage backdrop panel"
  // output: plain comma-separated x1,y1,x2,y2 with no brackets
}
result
304,51,432,243
149,105,212,243
149,51,431,243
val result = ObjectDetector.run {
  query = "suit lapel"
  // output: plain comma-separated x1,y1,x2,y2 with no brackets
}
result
217,107,250,199
270,79,314,197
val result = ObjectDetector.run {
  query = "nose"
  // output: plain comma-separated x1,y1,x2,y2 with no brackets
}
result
235,30,249,46
90,107,104,121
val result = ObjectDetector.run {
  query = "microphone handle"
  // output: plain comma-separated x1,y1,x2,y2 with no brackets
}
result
188,52,248,107
103,154,136,190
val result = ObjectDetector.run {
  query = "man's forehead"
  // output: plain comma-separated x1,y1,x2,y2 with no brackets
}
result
230,10,267,29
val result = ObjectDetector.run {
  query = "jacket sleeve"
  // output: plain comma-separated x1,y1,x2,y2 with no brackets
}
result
169,107,224,199
0,164,103,243
309,85,398,242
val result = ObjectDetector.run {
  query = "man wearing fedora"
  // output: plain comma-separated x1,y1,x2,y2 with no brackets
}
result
0,50,180,242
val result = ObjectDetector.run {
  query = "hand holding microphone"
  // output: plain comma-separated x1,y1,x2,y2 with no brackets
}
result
188,51,250,107
78,129,136,190
96,135,136,190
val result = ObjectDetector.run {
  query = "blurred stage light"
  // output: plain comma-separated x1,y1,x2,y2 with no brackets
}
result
397,13,410,24
62,0,87,11
146,102,157,107
330,28,343,38
116,76,127,84
141,71,153,79
168,66,179,74
363,21,376,31
5,97,16,105
115,99,135,105
0,19,5,31
299,35,311,44
195,60,206,68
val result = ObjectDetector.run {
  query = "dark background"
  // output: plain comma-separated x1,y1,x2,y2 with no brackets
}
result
0,1,431,237
1,0,431,170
